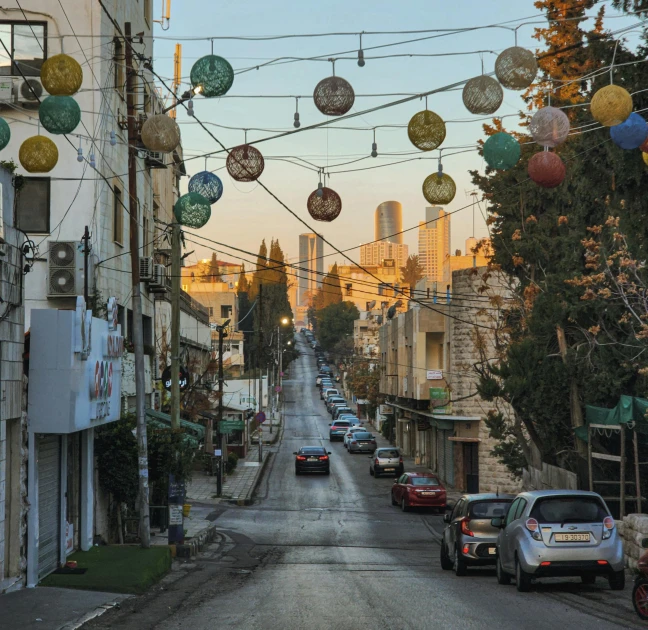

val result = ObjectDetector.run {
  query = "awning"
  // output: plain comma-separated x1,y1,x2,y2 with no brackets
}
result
448,437,481,443
388,401,480,422
145,409,205,445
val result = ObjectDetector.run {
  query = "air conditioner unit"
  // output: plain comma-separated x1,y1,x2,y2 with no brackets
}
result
139,256,154,281
47,241,80,298
149,263,166,290
17,77,49,106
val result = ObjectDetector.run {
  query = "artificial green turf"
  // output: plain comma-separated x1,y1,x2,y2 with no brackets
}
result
40,545,171,594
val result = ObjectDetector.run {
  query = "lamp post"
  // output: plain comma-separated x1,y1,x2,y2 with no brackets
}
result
273,316,290,435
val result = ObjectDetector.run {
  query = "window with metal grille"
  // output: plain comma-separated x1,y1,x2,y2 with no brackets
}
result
16,177,50,233
0,22,46,76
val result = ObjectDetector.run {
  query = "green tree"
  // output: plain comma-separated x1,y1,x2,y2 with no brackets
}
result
400,255,424,290
201,253,222,283
316,301,359,351
249,239,268,300
311,263,343,329
237,263,249,294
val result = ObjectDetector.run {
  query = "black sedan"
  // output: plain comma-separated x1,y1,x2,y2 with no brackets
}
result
294,446,331,475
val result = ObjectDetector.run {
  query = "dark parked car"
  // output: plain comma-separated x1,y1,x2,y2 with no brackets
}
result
440,493,514,576
294,446,331,475
332,406,353,420
347,431,377,453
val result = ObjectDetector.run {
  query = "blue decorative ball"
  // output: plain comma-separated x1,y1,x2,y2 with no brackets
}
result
483,132,521,170
188,171,223,204
610,112,648,150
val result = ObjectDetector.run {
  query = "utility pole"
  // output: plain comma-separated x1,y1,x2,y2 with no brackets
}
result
125,22,150,548
258,284,264,463
170,221,181,431
216,325,225,495
81,225,90,303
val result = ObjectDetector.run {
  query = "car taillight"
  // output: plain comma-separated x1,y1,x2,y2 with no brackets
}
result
375,458,380,465
399,457,403,463
296,456,307,460
351,440,357,444
460,518,474,537
319,455,329,461
603,516,615,539
525,518,542,541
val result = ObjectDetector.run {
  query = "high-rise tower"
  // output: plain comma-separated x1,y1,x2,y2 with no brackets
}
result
374,201,403,244
298,233,323,306
418,206,451,282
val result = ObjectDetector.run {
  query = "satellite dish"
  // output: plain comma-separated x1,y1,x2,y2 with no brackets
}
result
367,300,376,310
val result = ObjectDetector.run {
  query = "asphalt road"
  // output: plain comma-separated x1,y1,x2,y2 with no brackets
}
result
86,335,643,630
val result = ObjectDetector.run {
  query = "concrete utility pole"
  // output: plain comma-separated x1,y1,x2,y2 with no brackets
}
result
82,225,91,303
170,222,181,430
258,284,264,463
125,22,150,548
217,325,225,495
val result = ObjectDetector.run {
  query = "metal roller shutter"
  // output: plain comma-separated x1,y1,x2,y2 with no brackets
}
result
38,435,61,580
444,433,454,487
438,430,446,479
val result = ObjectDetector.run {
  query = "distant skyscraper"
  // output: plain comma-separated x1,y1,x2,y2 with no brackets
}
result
298,233,323,306
374,201,403,244
418,206,451,282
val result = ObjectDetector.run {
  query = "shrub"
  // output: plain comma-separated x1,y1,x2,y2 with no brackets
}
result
225,451,239,474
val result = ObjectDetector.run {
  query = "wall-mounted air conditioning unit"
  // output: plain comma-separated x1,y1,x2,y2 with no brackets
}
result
149,263,167,290
17,77,49,107
139,256,154,281
47,241,80,298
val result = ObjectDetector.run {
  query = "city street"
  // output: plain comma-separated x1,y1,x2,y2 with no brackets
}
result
85,336,643,630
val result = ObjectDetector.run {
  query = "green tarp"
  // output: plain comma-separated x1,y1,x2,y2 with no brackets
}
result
576,395,648,442
145,409,205,448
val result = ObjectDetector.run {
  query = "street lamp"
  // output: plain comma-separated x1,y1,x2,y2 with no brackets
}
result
273,316,291,434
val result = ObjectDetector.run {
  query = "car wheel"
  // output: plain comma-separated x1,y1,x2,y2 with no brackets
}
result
369,467,374,476
295,469,300,475
324,469,330,476
633,578,648,620
391,492,398,506
454,546,467,576
496,556,511,585
581,574,596,585
401,497,409,513
609,569,626,591
440,542,453,571
515,556,532,592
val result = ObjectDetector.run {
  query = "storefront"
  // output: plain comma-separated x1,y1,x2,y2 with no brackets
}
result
26,298,123,585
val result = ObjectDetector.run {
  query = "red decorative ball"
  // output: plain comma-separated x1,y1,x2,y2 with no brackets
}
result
528,151,565,188
307,187,342,222
640,137,648,153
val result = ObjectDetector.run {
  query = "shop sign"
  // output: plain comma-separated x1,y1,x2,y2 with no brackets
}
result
426,369,443,380
379,404,393,415
162,365,189,391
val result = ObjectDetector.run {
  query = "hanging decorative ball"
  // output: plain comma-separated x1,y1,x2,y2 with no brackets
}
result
528,151,566,188
407,110,446,152
462,75,504,115
38,95,81,135
226,144,264,182
0,117,10,151
313,76,355,116
188,171,223,204
141,114,181,153
40,53,83,96
590,85,632,127
483,132,521,170
529,106,570,148
307,187,342,222
610,112,648,150
190,55,234,98
422,172,456,205
640,137,648,153
173,192,211,228
19,135,59,173
495,47,538,90
643,151,648,167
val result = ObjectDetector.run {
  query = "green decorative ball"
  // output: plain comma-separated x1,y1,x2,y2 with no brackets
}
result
483,132,521,170
0,117,10,151
174,192,211,228
38,95,81,135
190,55,234,98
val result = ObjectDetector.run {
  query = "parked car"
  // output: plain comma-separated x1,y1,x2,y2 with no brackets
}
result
319,382,333,393
339,414,362,426
391,473,446,512
440,494,514,576
326,396,346,412
321,387,338,400
294,446,331,475
343,426,367,448
332,406,353,420
369,448,404,477
493,490,625,592
347,431,377,454
329,420,353,441
324,390,340,405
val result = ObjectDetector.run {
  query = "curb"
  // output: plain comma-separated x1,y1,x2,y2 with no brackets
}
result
231,451,273,506
57,597,131,630
175,525,222,558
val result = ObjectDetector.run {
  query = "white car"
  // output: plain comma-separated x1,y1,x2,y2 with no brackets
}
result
343,426,367,449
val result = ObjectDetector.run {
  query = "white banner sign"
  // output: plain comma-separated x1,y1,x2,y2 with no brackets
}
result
427,370,443,380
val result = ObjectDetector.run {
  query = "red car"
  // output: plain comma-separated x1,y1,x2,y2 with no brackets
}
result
391,473,446,512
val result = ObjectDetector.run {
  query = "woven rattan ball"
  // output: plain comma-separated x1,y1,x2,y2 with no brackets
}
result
422,172,456,205
462,75,504,115
529,106,570,148
141,114,180,153
483,132,521,170
408,110,446,152
188,171,223,204
40,53,83,96
528,151,565,188
190,55,234,98
39,95,81,135
173,192,212,228
610,112,648,150
0,117,10,151
313,76,355,116
640,137,648,153
307,187,342,222
643,151,648,167
226,144,265,182
19,135,59,173
590,85,632,127
495,47,538,90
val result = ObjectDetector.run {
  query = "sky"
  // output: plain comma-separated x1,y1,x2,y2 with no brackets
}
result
151,0,641,272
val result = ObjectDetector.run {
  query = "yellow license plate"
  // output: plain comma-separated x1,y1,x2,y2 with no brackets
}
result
554,533,590,542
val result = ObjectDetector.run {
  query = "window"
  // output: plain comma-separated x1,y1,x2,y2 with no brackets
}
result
514,499,528,521
113,36,124,96
0,22,46,76
530,497,608,524
410,476,440,486
221,305,232,319
469,500,513,519
182,284,188,292
505,498,521,527
208,307,214,317
16,177,50,233
113,185,123,245
142,315,153,347
126,309,133,340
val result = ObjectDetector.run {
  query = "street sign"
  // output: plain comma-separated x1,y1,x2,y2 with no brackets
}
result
427,369,443,380
255,411,266,424
219,420,244,433
274,385,282,393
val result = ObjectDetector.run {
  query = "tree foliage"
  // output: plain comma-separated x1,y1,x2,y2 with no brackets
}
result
400,255,424,289
316,300,359,351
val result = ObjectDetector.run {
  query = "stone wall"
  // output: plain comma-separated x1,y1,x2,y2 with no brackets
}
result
621,513,648,570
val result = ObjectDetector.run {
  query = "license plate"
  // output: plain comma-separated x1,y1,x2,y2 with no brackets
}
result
488,547,496,555
554,533,590,542
419,491,435,496
384,468,394,471
308,457,318,461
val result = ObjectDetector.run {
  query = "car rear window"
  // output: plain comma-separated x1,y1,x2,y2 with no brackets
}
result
530,496,608,524
300,447,325,454
411,477,440,486
469,500,512,519
377,449,400,458
333,421,351,427
353,432,373,439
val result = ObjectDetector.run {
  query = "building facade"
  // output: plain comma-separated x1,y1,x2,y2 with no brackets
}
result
298,233,323,307
441,238,491,285
418,206,451,282
359,241,409,270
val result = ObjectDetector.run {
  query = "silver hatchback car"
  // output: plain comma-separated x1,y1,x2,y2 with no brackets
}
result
493,490,625,592
369,447,404,478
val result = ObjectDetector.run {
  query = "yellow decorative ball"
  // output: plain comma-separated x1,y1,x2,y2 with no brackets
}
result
422,172,456,205
591,85,632,127
19,135,59,173
407,110,446,152
141,114,181,153
40,54,83,96
642,151,648,167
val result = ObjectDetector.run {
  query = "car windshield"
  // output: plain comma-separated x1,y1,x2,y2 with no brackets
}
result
411,477,440,486
300,447,325,455
377,449,400,458
530,496,608,524
469,500,512,519
353,432,373,439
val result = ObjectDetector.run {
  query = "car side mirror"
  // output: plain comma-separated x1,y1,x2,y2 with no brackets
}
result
443,514,451,524
327,451,331,455
491,517,504,529
328,423,331,426
292,452,297,455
